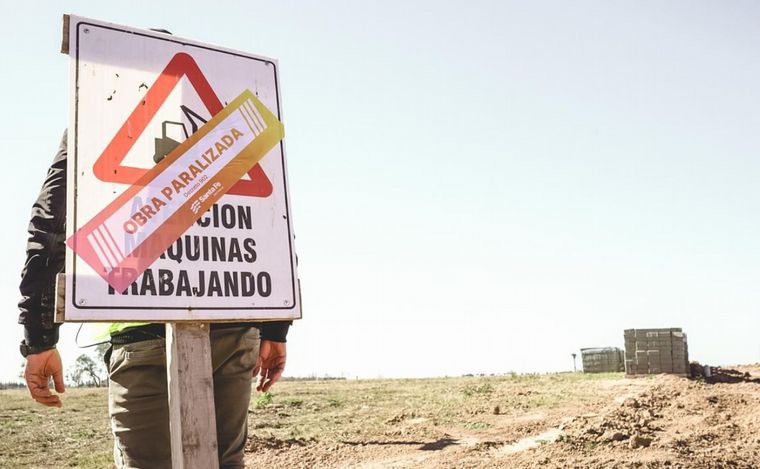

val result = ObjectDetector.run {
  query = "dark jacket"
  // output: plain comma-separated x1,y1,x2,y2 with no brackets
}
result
19,130,290,347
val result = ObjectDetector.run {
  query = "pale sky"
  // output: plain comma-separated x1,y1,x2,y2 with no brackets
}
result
2,0,760,382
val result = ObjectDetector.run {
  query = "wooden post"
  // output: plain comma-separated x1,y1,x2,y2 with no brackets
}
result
166,323,219,469
61,14,70,54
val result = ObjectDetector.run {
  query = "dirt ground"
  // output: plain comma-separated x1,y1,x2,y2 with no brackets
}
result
244,367,760,468
4,368,760,468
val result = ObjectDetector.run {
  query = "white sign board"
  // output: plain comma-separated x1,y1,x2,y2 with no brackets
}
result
64,15,301,321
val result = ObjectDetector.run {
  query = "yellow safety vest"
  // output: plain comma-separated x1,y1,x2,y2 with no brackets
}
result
88,322,148,342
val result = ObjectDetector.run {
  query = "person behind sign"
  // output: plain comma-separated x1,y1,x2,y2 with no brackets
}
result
18,130,291,468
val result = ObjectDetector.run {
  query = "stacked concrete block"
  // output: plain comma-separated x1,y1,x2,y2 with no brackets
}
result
671,331,689,375
581,347,625,373
624,328,689,376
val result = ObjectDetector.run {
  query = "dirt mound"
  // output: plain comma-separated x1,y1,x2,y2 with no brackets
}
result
563,387,668,450
531,374,760,468
242,371,760,468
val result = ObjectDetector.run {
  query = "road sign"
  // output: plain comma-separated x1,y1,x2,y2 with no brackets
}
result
90,51,274,197
64,15,301,322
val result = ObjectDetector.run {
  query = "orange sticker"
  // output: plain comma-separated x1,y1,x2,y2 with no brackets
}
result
67,90,284,293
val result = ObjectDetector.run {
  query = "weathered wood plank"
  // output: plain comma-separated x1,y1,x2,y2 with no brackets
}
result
61,14,70,54
166,323,219,469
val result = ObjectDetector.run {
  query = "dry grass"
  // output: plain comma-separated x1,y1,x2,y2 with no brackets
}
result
0,372,625,468
0,388,112,468
248,373,623,442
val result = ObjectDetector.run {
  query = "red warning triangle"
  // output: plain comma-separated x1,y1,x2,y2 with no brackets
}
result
92,52,273,197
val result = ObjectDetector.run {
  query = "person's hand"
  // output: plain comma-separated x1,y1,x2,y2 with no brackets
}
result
253,340,286,393
24,348,65,408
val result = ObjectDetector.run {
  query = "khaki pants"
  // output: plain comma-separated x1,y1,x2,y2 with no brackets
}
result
105,327,260,469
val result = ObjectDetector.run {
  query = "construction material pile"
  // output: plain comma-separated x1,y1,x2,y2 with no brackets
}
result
624,328,689,376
